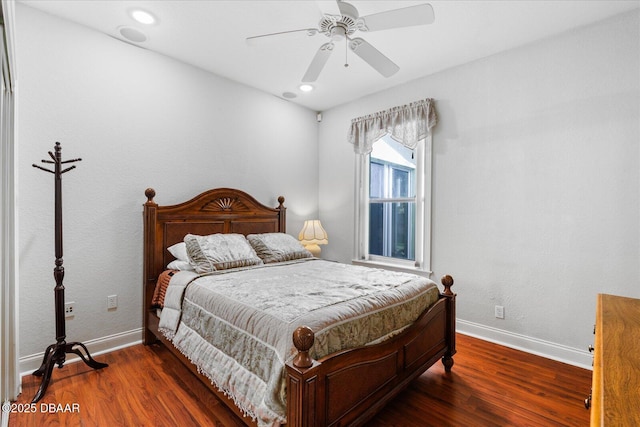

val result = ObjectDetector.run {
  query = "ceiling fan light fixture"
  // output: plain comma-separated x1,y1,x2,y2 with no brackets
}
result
330,26,346,41
299,84,314,92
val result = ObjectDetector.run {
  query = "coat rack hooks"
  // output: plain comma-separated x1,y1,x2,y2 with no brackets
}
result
30,142,107,403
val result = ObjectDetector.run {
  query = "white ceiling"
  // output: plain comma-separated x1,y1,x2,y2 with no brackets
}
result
18,0,640,111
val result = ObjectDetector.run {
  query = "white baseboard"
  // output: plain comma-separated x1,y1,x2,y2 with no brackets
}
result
457,319,593,370
19,328,143,377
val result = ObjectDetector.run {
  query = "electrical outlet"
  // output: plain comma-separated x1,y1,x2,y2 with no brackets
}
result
495,305,505,319
65,302,75,319
107,295,118,310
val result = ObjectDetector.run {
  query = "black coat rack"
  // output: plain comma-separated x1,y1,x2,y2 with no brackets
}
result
31,142,108,403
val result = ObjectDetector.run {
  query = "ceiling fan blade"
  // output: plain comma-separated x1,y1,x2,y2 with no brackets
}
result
302,42,335,82
349,38,399,78
246,28,318,45
316,0,341,16
360,4,435,32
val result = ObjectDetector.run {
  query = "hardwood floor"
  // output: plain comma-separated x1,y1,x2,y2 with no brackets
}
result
8,334,592,427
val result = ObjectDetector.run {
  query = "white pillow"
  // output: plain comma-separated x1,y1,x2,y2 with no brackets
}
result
167,242,189,261
167,259,194,271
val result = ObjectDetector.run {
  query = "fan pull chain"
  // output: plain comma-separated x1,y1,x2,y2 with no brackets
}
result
344,38,349,68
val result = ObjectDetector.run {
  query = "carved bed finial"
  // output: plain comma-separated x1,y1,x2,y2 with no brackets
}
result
145,188,156,203
441,275,454,296
292,326,315,369
277,196,285,208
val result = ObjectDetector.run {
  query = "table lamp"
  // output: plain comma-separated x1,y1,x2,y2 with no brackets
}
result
299,219,328,257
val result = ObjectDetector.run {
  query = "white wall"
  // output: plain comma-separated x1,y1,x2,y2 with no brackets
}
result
15,5,319,361
319,10,640,367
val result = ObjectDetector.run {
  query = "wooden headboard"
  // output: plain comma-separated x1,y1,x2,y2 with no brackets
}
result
142,187,286,337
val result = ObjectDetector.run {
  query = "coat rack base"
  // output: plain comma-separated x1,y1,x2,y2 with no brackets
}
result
31,340,108,403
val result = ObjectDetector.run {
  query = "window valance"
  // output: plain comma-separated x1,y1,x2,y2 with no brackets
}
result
348,98,437,154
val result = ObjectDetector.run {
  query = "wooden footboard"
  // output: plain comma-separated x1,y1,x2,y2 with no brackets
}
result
286,276,456,427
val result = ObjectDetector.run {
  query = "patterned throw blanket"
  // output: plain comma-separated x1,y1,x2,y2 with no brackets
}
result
159,259,439,427
151,269,176,308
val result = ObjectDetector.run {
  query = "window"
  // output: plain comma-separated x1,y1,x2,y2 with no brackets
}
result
354,134,432,273
348,98,436,274
369,137,416,260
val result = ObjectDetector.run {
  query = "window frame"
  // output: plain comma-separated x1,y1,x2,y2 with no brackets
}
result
353,134,433,276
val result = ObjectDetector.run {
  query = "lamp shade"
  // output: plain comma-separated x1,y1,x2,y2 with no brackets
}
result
299,220,328,257
299,220,328,245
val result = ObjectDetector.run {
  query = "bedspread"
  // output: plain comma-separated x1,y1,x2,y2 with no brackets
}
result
159,259,439,427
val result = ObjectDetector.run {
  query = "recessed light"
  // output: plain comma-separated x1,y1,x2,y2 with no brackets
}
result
299,84,314,92
282,92,297,99
131,9,156,25
118,26,147,43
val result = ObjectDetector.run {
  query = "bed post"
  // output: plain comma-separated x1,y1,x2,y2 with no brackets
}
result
287,326,321,427
440,275,456,371
143,188,158,345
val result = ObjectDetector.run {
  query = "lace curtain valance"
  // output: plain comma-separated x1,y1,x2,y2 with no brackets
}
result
347,98,437,154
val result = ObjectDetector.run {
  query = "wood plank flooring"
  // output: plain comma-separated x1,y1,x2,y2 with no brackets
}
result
8,334,592,427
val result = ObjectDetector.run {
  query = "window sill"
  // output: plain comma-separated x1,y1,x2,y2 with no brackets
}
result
351,259,432,277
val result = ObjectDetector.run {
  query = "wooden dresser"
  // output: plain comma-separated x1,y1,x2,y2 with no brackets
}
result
588,294,640,426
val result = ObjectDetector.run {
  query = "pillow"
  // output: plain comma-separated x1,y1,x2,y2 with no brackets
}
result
167,259,194,271
247,233,313,263
184,233,263,273
167,242,189,261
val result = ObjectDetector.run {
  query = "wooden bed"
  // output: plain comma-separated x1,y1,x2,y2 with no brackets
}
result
142,187,456,427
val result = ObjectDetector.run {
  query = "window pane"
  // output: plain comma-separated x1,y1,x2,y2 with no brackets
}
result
369,201,415,260
369,203,384,256
391,202,414,260
391,168,409,198
371,136,415,170
369,161,384,199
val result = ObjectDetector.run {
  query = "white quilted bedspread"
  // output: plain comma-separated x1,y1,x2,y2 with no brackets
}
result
159,259,439,427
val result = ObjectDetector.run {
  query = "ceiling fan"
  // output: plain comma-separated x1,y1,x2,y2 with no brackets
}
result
246,1,435,82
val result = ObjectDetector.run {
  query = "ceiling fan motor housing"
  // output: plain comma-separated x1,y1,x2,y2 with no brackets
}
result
319,1,361,40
